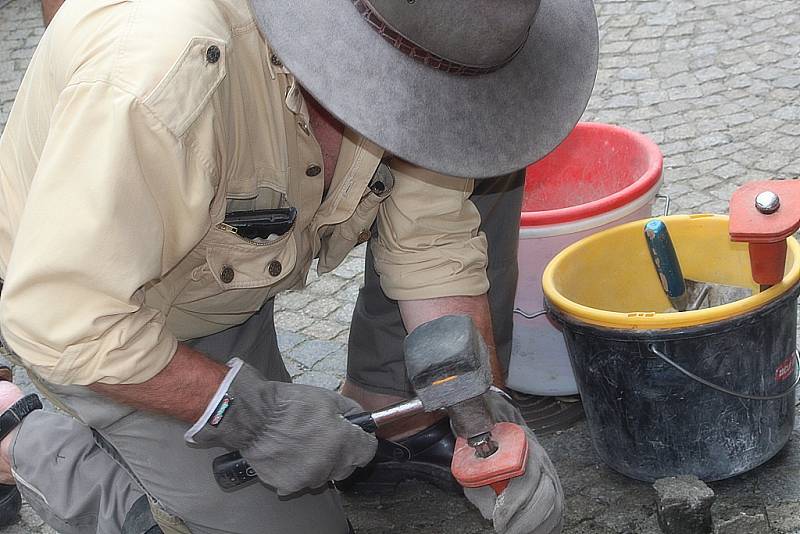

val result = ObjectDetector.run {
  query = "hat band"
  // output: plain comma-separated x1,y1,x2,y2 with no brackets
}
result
352,0,525,77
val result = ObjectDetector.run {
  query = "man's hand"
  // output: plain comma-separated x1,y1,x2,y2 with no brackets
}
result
90,346,377,495
463,391,564,534
191,361,378,496
0,380,24,485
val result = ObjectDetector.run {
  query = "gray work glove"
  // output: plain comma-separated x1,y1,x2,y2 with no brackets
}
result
192,361,377,496
463,390,565,534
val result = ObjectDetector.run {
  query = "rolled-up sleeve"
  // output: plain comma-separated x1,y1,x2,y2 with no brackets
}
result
0,81,216,385
372,160,489,301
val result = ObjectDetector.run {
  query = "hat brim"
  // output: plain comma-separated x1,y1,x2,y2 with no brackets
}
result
251,0,599,178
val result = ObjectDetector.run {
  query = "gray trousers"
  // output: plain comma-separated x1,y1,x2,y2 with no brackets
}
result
10,172,524,533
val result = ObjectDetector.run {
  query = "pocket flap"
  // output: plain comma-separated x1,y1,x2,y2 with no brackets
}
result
205,227,297,289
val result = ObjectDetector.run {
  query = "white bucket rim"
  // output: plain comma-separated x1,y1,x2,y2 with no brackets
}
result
519,178,664,239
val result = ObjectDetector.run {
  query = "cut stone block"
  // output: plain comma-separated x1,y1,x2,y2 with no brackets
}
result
654,475,715,534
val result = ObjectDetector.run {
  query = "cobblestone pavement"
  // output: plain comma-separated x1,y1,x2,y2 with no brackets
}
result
0,0,798,532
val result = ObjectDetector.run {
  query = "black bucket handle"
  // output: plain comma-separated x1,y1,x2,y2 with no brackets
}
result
648,343,800,401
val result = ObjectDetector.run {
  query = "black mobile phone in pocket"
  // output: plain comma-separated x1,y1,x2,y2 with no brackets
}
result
223,207,297,239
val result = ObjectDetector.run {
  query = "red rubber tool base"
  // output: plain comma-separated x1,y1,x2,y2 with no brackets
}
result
451,422,528,495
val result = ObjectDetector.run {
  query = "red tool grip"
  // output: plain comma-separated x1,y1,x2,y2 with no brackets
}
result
748,241,787,286
451,422,528,495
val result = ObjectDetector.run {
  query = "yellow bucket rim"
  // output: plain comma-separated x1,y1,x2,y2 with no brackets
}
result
542,214,800,329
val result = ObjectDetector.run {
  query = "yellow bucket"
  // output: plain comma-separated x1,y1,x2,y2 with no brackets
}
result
542,214,800,329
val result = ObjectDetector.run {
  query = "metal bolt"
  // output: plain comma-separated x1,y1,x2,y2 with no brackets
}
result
755,191,780,214
469,433,499,459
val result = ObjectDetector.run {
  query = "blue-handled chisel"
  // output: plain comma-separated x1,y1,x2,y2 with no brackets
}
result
644,219,691,311
644,219,753,312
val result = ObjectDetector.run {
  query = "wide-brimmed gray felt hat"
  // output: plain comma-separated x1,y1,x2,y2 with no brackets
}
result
251,0,599,178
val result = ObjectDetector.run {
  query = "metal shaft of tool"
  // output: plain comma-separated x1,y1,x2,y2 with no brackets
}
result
448,395,500,459
370,397,426,426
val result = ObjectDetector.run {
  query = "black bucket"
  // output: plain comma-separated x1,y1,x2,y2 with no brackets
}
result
547,282,800,482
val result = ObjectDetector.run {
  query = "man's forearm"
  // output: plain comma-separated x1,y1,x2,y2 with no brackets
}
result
398,294,505,388
89,343,228,423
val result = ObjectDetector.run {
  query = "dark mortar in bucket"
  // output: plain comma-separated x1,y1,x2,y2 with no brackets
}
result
546,282,800,482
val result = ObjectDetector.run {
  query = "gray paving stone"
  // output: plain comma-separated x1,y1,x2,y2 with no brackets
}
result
715,513,770,534
304,275,350,296
338,281,364,302
775,75,800,89
286,339,339,369
276,330,306,354
618,67,651,81
302,319,348,341
274,290,316,311
349,243,368,258
605,94,638,109
332,301,356,325
283,357,302,379
293,370,341,390
332,256,366,279
312,347,347,374
774,106,800,121
272,310,315,332
302,297,342,319
332,330,350,347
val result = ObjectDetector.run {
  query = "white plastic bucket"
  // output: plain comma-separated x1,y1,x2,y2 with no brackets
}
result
507,123,664,396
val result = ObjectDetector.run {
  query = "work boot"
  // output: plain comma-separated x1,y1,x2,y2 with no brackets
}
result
337,418,461,494
0,366,23,527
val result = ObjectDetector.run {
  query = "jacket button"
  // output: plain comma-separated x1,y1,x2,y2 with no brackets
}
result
357,229,372,244
369,180,386,196
270,54,283,67
268,260,282,277
220,265,235,284
206,45,221,64
305,164,322,177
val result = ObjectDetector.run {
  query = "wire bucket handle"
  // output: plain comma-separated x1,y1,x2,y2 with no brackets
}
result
655,193,671,216
513,308,548,320
648,343,800,401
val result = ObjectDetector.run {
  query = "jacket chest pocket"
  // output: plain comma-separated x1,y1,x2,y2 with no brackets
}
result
172,224,297,316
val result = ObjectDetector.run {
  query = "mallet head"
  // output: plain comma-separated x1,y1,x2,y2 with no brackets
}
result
403,315,492,412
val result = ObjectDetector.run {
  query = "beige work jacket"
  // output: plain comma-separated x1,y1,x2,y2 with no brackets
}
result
0,0,489,385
